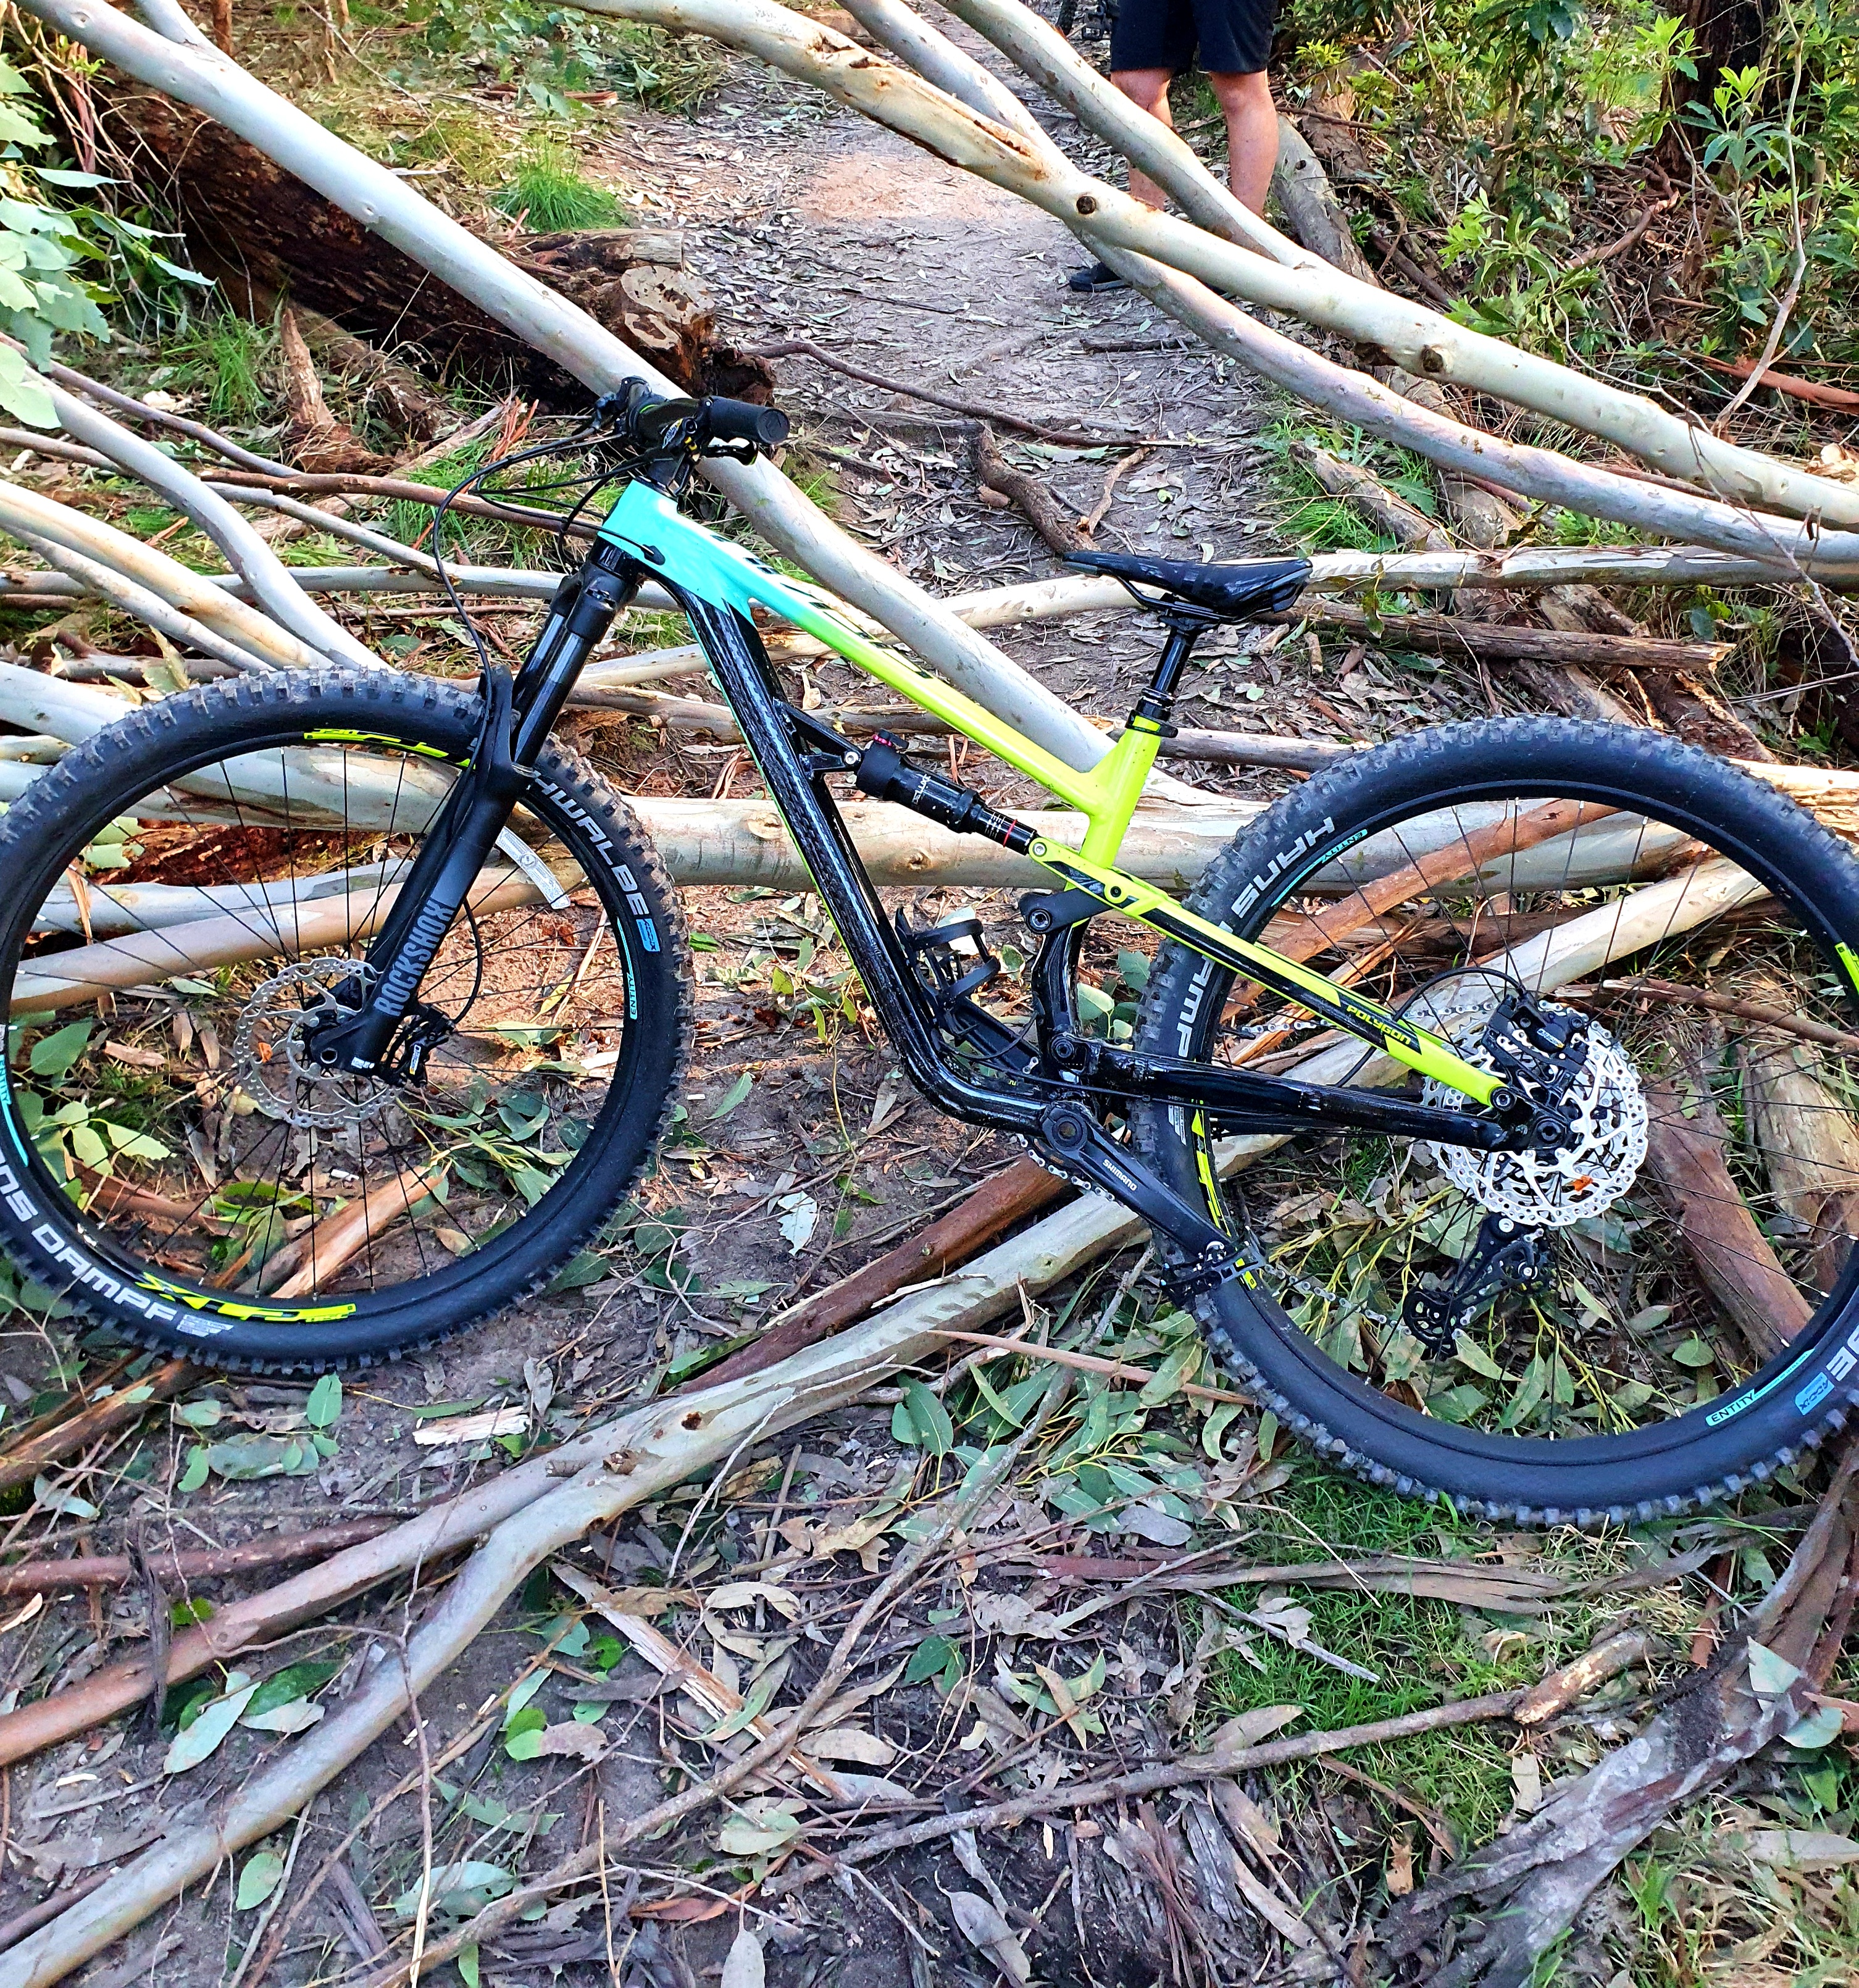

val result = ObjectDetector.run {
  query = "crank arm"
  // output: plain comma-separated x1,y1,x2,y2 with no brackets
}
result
1036,1101,1238,1291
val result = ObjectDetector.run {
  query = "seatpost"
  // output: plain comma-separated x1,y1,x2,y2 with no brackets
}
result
1130,613,1208,728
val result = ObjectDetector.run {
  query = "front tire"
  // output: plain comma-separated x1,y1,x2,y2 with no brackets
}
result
1132,719,1859,1522
0,669,689,1370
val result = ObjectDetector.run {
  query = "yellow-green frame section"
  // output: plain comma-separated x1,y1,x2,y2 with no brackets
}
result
598,483,1502,1108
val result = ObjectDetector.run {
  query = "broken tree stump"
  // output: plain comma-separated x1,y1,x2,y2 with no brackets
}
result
93,91,772,404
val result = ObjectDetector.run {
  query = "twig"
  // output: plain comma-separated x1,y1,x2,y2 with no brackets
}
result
1566,195,1677,272
1694,354,1859,414
763,1691,1524,1896
930,1329,1252,1405
1365,223,1457,309
0,1873,110,1958
0,1518,401,1594
1512,1629,1651,1727
27,351,295,478
750,337,1143,448
222,1806,308,1988
1579,975,1859,1055
1078,446,1148,538
1261,596,1730,672
236,1712,499,1987
0,1357,198,1493
1313,1756,1457,1856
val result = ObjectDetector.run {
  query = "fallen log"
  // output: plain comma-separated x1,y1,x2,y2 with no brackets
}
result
0,482,320,670
4,804,1266,1016
1291,438,1450,552
1272,596,1733,674
27,367,374,669
1641,1062,1807,1361
0,526,277,678
1272,117,1379,286
567,682,1360,768
97,85,768,406
924,0,1859,530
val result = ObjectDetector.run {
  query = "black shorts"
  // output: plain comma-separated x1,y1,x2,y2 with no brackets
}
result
1109,0,1275,75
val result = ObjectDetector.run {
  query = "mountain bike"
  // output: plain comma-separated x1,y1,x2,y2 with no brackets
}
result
6,386,1859,1522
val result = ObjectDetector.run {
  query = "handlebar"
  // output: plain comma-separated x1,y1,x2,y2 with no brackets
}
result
603,383,790,461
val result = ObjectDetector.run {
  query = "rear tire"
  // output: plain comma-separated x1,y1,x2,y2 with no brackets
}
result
1131,719,1859,1522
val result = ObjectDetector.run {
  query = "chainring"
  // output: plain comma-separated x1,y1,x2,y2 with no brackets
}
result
233,958,398,1130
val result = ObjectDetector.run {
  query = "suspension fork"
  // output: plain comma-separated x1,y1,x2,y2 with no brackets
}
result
309,541,646,1075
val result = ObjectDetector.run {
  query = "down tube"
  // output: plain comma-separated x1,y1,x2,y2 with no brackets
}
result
680,595,1049,1138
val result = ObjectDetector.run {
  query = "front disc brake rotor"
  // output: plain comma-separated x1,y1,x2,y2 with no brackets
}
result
233,958,398,1130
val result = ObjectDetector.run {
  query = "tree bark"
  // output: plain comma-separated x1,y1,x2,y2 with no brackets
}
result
972,422,1079,555
1292,437,1450,551
1272,117,1379,288
93,91,772,406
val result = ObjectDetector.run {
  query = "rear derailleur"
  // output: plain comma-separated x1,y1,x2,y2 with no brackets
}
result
1404,1212,1547,1355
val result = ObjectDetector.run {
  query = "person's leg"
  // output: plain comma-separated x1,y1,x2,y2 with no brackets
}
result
1068,0,1194,287
1206,69,1277,214
1107,67,1177,210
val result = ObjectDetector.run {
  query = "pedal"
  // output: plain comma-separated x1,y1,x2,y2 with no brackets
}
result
894,906,1001,1009
1404,1211,1547,1355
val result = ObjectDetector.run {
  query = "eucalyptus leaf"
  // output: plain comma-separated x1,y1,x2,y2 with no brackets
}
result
164,1682,259,1773
235,1851,284,1911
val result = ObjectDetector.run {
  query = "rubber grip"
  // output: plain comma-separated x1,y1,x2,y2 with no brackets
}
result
705,398,790,449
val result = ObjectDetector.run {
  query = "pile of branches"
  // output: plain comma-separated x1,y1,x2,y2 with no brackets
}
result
0,0,1858,1981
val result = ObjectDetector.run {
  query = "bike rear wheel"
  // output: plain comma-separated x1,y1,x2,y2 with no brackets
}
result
1131,719,1859,1521
0,670,688,1370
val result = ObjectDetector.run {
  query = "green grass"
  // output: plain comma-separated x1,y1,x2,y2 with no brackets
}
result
1209,1463,1610,1845
494,146,626,232
161,310,278,424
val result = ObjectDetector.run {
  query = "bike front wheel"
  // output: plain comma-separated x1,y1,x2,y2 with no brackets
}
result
0,669,688,1369
1132,719,1859,1522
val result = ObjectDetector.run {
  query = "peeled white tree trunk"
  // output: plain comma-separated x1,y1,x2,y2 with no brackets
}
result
1081,238,1859,575
571,0,1859,535
0,481,325,667
15,0,1126,787
33,368,376,669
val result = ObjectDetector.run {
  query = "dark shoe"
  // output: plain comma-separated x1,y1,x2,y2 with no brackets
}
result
1066,260,1126,293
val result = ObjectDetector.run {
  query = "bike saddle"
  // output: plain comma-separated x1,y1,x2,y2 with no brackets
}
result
1064,549,1310,620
